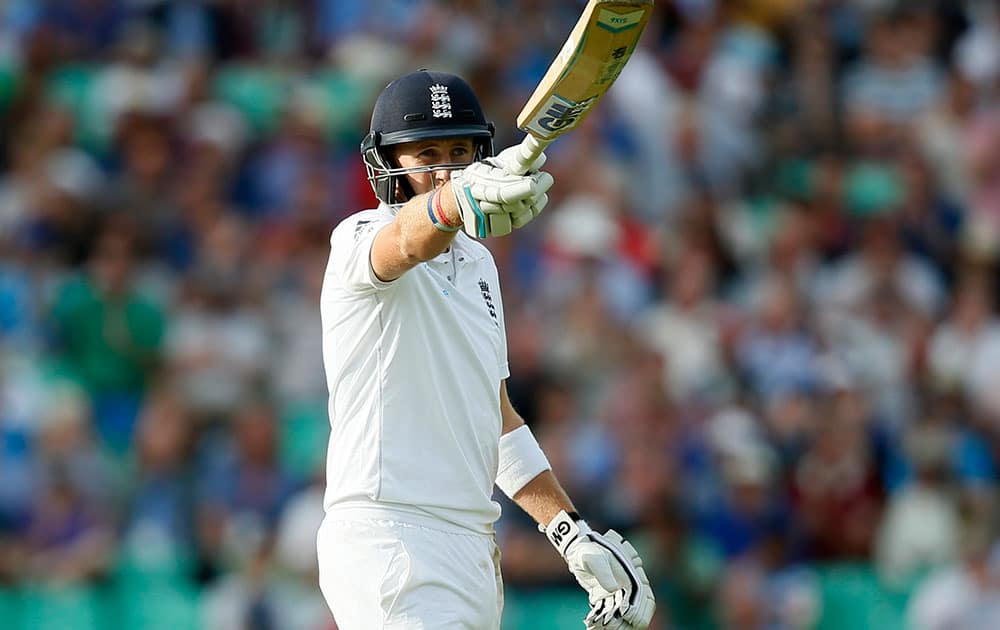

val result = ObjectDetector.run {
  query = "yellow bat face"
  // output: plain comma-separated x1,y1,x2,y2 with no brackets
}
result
517,0,654,142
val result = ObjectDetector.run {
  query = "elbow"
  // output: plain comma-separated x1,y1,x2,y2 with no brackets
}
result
399,245,426,267
398,232,439,264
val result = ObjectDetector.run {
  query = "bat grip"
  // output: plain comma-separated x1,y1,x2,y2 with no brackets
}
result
511,134,553,175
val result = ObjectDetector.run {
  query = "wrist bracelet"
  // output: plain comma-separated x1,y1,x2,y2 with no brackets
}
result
434,186,462,229
427,189,460,232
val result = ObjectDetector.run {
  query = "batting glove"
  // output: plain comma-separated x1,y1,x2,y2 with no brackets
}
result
485,145,550,230
503,189,550,231
587,597,632,630
585,531,656,629
450,159,553,238
543,512,655,629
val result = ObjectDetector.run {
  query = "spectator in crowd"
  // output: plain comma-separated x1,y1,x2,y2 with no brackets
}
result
166,216,269,425
791,388,885,560
875,417,961,590
120,387,197,575
195,399,298,582
638,240,733,404
19,383,115,584
906,504,1000,630
48,219,165,451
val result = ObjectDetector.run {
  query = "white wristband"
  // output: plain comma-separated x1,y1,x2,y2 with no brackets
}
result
496,425,551,498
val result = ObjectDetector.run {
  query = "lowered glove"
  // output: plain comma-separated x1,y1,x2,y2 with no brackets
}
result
450,157,553,238
586,592,631,630
543,511,655,630
584,531,656,629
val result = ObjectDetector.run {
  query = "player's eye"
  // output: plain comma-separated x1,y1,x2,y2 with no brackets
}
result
418,149,439,161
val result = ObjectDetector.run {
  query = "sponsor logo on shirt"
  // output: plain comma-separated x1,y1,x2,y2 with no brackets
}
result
354,220,373,240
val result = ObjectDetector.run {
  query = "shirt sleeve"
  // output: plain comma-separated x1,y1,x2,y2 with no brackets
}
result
328,212,396,293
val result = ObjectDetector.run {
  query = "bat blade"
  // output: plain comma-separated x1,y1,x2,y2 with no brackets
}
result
508,0,653,174
517,0,653,141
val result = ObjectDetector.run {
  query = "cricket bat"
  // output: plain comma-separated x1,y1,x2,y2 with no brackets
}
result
507,0,654,175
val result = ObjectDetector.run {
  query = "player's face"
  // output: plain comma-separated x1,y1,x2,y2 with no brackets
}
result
393,138,475,196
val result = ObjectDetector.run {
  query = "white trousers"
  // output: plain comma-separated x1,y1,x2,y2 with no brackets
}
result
317,517,503,629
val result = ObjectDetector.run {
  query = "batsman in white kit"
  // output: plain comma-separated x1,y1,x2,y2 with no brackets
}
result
317,69,655,629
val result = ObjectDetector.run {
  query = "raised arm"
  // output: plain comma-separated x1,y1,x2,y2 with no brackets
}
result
370,184,462,282
370,145,553,282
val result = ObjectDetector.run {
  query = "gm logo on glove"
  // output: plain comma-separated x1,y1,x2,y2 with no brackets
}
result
550,520,573,546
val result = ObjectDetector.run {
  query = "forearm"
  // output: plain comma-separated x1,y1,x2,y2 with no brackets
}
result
498,381,571,524
512,469,576,527
371,182,464,281
496,385,655,624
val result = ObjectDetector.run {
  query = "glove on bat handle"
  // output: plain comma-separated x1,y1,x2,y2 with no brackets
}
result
509,134,553,176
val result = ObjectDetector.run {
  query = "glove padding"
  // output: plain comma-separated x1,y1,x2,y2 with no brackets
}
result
484,145,550,230
543,512,655,629
450,160,553,238
584,532,656,630
499,190,550,231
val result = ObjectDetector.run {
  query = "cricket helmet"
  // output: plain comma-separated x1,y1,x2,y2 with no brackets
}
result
361,70,495,205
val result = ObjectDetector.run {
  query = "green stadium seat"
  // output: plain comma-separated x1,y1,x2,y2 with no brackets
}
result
817,563,908,630
503,587,590,630
311,71,376,144
114,543,197,583
18,584,104,630
280,400,330,479
212,66,289,135
113,579,201,630
0,64,19,112
0,588,19,628
44,64,106,152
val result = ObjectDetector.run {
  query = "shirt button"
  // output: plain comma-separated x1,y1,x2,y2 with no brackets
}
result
458,257,464,262
447,276,452,281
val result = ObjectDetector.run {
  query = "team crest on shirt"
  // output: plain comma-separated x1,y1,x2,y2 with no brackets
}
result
429,84,452,118
478,278,498,325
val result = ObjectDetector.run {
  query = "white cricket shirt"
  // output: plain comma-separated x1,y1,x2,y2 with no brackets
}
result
320,204,509,534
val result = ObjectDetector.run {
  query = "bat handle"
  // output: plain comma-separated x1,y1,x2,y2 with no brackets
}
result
510,134,553,175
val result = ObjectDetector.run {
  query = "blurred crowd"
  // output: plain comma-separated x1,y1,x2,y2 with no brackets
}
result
0,0,999,629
